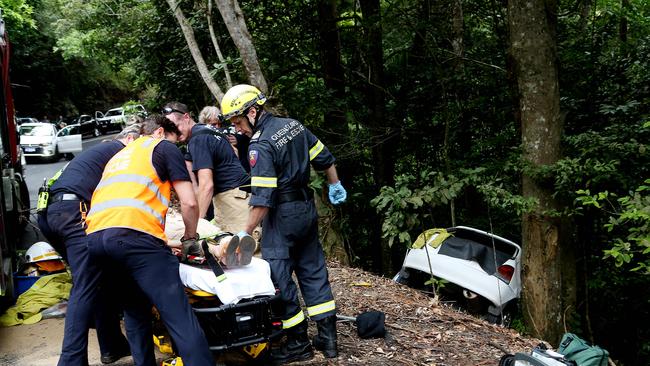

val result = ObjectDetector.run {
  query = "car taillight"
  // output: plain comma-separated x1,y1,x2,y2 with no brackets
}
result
497,265,514,283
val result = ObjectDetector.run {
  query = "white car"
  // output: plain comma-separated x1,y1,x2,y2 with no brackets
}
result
393,226,522,324
18,123,82,160
95,105,146,133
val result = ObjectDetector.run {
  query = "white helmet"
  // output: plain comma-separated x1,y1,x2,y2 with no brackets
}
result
25,241,62,263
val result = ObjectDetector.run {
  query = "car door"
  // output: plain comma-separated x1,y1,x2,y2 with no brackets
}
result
56,126,82,153
79,115,92,135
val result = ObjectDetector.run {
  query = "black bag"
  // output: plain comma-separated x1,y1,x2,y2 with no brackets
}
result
355,311,386,339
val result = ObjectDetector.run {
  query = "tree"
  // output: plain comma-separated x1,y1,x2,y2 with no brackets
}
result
166,0,224,101
214,0,268,94
508,0,575,342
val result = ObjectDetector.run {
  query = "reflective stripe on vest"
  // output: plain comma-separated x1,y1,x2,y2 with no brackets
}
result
86,136,171,241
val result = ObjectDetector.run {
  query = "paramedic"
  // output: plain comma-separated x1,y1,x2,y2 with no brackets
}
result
164,102,251,233
38,126,142,365
84,115,213,366
221,84,347,364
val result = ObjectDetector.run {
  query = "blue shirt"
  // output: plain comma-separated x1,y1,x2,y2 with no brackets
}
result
153,140,190,183
186,124,249,193
248,113,335,207
51,140,125,202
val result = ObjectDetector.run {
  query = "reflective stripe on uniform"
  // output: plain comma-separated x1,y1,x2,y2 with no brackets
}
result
251,176,278,188
309,140,324,161
87,198,165,226
95,174,170,207
282,310,305,329
306,300,336,317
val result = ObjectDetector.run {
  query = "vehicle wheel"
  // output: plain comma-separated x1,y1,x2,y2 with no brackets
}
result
93,128,101,137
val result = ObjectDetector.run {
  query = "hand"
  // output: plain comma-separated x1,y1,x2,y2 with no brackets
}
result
328,181,347,205
181,235,202,258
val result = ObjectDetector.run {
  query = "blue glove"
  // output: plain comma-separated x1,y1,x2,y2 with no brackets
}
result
236,230,250,238
328,181,347,205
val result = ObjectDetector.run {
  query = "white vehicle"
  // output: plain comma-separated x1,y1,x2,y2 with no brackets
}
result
393,226,522,324
18,123,82,160
95,104,146,133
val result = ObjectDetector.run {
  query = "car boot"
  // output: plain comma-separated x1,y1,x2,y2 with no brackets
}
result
312,315,338,358
271,320,313,365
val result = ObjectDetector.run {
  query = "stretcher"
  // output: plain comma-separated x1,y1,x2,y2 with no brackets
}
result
156,257,284,364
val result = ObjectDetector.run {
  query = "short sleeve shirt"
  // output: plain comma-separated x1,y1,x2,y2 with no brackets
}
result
187,124,250,193
152,140,191,183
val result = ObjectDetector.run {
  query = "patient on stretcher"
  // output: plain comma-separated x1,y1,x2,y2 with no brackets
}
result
165,209,275,305
165,210,257,267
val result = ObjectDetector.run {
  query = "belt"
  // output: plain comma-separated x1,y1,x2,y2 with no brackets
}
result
276,189,313,204
49,193,83,204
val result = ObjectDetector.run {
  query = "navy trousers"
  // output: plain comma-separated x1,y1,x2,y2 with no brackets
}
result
261,199,335,323
38,200,128,366
87,228,214,366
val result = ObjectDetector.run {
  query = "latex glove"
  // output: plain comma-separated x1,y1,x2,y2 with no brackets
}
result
236,230,250,239
328,181,347,205
181,235,202,259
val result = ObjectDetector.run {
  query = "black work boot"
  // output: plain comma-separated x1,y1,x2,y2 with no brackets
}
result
312,315,338,358
271,320,314,365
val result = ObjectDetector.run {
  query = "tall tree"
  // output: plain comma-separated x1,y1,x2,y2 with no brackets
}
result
207,0,233,89
359,0,398,273
214,0,268,94
508,0,574,342
166,0,224,101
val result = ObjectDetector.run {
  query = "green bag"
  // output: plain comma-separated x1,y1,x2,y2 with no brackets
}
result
557,333,608,366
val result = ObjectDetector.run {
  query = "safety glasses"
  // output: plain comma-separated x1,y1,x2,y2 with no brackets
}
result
162,107,186,115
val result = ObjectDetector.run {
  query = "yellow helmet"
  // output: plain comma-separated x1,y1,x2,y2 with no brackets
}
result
221,84,266,120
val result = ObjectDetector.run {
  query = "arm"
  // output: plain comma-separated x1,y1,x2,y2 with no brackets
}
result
243,206,269,234
172,180,199,240
196,168,214,219
324,164,339,184
185,160,199,193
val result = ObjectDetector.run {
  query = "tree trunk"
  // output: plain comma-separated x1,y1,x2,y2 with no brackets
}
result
508,0,574,343
207,0,233,91
316,0,350,263
451,0,464,68
619,0,629,43
166,0,224,101
359,0,397,275
214,0,268,94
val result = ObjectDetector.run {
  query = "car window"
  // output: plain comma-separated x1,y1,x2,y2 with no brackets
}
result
19,125,54,136
105,109,123,117
58,125,79,136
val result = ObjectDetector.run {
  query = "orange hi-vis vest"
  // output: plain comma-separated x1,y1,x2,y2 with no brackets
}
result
85,136,171,241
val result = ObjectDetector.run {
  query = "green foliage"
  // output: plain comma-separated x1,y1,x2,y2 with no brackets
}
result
576,181,650,273
0,0,35,30
371,167,532,248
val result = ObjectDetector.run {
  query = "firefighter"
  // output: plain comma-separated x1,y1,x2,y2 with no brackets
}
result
37,126,142,365
83,115,213,366
221,84,347,364
163,102,252,235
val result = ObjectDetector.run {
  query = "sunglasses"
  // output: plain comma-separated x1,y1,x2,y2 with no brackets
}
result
162,107,186,115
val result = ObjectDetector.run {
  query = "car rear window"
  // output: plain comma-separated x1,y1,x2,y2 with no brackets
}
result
19,125,53,136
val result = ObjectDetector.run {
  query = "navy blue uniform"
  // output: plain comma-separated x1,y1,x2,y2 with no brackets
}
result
187,124,249,192
248,113,336,328
85,140,214,366
37,140,129,366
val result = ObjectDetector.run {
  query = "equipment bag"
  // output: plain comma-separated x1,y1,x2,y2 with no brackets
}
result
557,333,609,366
499,350,576,366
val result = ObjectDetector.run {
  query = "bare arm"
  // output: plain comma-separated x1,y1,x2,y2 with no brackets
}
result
185,160,198,193
172,180,199,240
244,206,269,234
324,164,340,184
196,168,215,219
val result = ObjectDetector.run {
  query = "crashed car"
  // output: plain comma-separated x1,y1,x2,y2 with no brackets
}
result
393,226,522,324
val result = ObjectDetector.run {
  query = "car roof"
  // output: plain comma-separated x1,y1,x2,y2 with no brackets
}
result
20,122,54,127
107,107,123,112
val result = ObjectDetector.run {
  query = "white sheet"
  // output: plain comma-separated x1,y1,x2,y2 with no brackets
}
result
179,257,275,305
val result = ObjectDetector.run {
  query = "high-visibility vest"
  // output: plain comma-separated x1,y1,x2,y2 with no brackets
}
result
86,136,171,241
